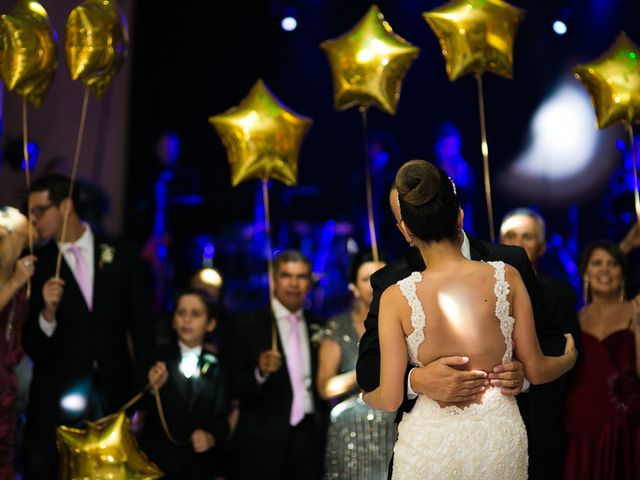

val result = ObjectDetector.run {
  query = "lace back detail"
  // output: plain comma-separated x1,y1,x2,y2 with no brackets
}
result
487,261,515,364
397,272,425,367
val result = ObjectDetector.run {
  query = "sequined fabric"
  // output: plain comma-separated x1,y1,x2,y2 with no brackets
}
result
323,312,396,479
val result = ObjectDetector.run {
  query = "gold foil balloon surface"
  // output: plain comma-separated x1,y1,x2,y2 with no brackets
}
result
423,0,525,81
0,0,57,108
575,32,640,129
65,0,128,96
209,79,312,187
320,4,420,114
56,411,163,480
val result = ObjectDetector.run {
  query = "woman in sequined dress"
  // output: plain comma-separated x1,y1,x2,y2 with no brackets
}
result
316,251,395,479
0,206,35,479
563,241,640,479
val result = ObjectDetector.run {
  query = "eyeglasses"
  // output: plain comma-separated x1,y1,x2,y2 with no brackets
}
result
30,203,55,219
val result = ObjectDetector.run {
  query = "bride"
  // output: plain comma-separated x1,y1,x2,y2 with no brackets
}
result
362,160,577,479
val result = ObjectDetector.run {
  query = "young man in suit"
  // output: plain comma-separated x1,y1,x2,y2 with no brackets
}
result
22,174,153,479
357,180,568,477
228,250,325,480
500,208,581,479
143,288,229,479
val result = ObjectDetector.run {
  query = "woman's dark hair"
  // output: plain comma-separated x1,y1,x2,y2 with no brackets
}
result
348,250,387,285
579,240,628,299
173,287,219,321
395,160,459,243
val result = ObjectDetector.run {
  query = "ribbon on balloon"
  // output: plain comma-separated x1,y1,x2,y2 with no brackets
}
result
575,32,640,224
209,79,312,352
55,0,128,278
423,0,525,242
0,0,58,296
321,5,419,260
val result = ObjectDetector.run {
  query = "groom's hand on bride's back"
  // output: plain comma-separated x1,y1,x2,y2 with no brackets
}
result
410,356,489,403
488,360,525,396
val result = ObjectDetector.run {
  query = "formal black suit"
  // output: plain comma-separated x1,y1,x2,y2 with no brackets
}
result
526,274,581,479
227,307,326,480
356,236,567,479
22,235,153,480
139,342,229,479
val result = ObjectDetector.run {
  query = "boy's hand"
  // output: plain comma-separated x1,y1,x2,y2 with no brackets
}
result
192,429,215,453
148,361,168,390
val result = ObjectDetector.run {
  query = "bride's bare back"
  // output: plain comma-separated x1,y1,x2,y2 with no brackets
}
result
410,261,507,376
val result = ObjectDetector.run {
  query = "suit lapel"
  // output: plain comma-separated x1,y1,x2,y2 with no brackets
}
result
468,234,491,261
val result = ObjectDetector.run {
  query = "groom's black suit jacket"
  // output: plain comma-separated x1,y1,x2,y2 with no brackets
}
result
356,236,567,475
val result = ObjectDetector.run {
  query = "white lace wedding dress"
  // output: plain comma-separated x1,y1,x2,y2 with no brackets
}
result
392,261,528,479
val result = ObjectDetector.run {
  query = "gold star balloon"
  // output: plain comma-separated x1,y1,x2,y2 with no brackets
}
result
0,0,57,108
65,0,128,96
320,4,420,114
209,79,312,187
56,411,163,480
423,0,525,81
575,32,640,129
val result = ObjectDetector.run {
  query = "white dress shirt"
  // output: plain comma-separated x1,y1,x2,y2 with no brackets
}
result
39,223,95,337
178,341,203,378
256,297,314,414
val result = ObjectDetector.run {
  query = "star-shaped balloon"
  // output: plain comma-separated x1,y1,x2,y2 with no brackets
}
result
0,0,57,108
423,0,525,81
575,32,640,129
56,411,163,480
209,79,312,187
320,5,420,114
65,0,128,96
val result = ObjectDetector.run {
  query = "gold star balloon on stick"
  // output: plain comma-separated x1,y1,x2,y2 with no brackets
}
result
423,0,525,241
55,0,129,278
321,4,420,115
65,0,128,97
575,32,640,222
56,411,163,480
0,0,57,296
321,5,419,260
0,0,57,108
209,79,312,351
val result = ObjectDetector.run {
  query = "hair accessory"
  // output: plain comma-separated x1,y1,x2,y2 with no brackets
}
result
449,176,457,196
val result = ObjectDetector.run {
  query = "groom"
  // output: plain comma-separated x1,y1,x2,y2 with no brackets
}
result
357,180,567,478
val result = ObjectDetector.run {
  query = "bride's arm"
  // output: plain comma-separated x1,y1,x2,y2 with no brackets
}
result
362,286,409,412
508,266,577,385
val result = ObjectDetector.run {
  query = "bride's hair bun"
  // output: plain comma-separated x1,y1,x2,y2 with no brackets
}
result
394,159,459,243
395,160,441,207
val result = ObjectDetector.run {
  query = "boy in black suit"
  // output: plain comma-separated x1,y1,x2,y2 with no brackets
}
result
142,288,229,479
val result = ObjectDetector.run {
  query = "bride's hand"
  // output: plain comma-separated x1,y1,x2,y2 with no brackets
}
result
563,333,578,364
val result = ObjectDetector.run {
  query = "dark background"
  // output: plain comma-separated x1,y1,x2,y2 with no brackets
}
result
125,0,640,312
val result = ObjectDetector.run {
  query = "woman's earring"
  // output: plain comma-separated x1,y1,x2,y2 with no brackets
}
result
620,280,625,303
409,235,414,248
583,278,590,305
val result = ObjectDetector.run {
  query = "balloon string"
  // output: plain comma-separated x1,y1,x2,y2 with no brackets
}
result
22,98,33,298
359,106,379,262
262,179,277,352
93,381,189,445
56,89,90,278
626,124,640,224
475,73,495,243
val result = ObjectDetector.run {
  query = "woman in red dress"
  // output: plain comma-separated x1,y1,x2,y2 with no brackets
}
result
564,241,640,479
0,207,35,479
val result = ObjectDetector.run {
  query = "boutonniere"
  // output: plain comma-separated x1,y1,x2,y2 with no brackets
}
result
309,323,324,347
200,352,218,375
98,243,115,270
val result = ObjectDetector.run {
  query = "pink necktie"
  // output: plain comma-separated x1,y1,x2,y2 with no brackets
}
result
68,244,93,311
286,313,305,426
